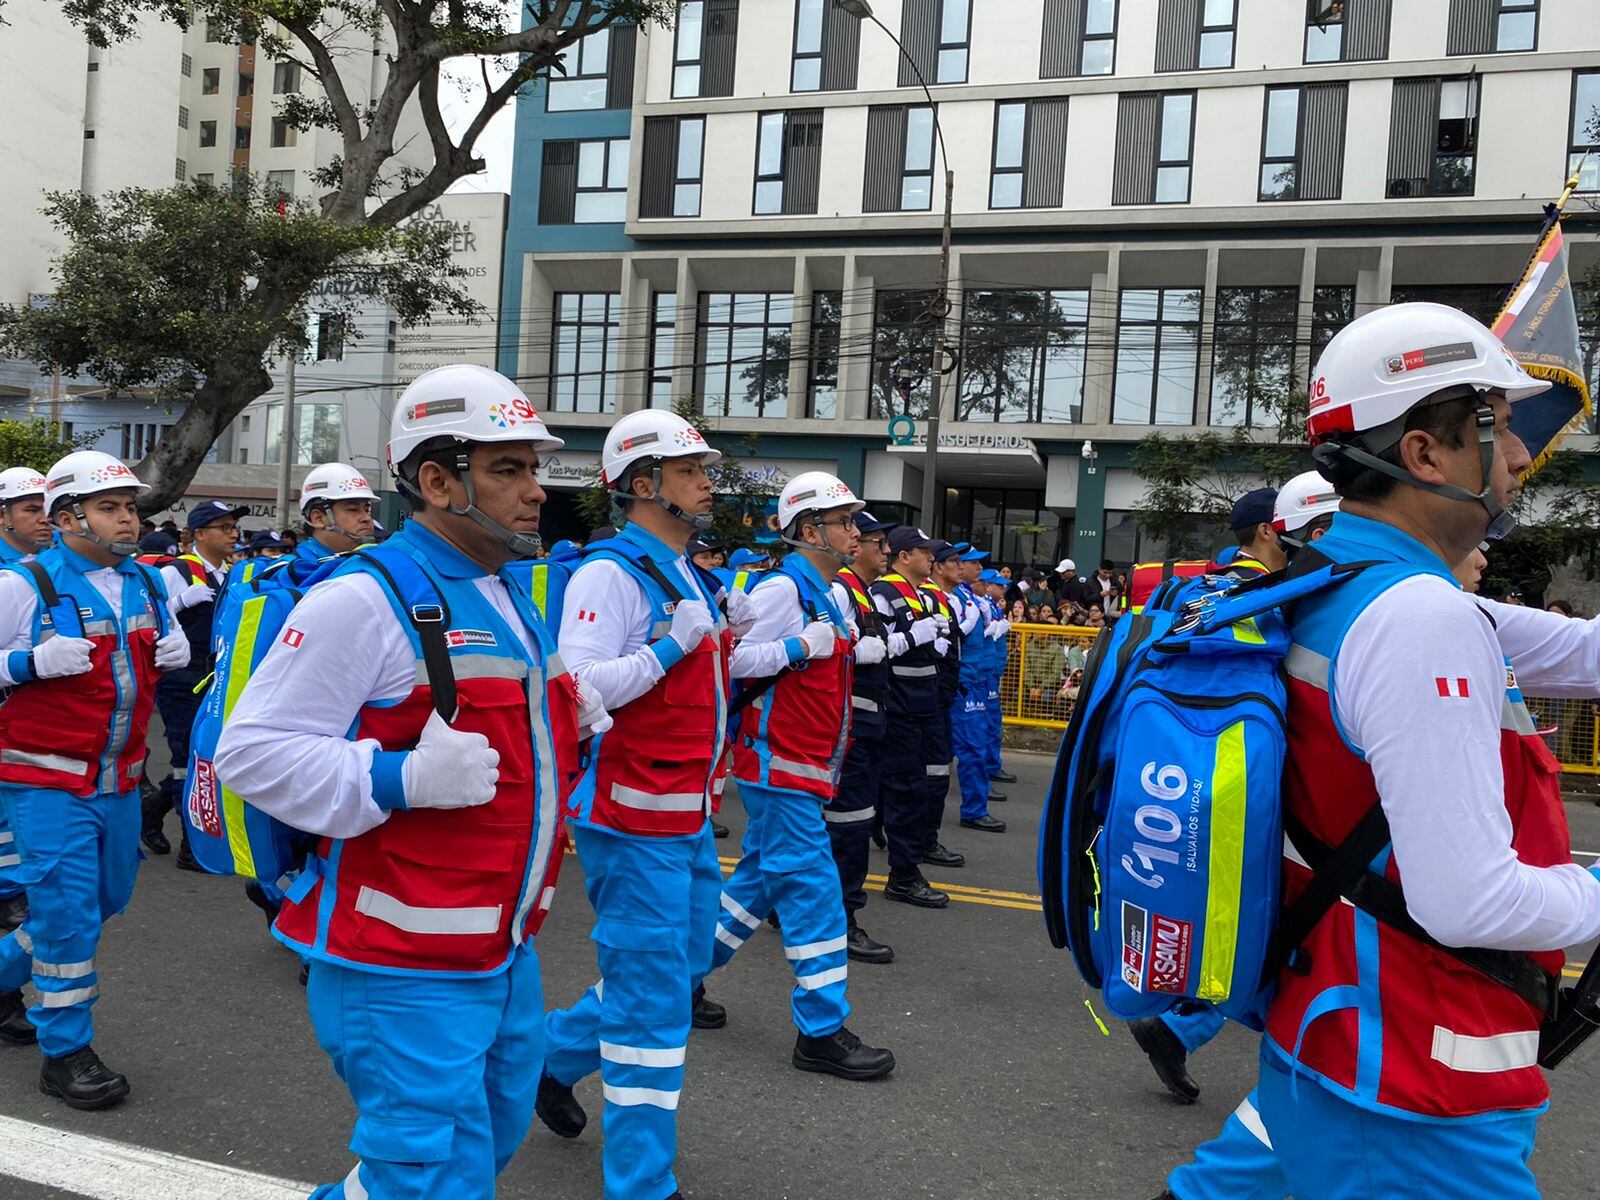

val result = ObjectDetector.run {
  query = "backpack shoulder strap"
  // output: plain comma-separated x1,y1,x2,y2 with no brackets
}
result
16,559,87,639
353,550,457,724
128,560,172,638
18,559,60,611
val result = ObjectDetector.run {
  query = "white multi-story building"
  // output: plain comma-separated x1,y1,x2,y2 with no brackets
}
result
500,0,1600,563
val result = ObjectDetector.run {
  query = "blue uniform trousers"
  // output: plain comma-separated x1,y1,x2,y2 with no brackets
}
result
0,785,140,1057
710,781,850,1038
953,686,991,822
544,823,721,1200
826,732,882,914
1163,1001,1227,1054
306,943,544,1200
0,801,21,901
983,676,1006,778
155,676,203,822
1169,1049,1541,1200
879,717,934,871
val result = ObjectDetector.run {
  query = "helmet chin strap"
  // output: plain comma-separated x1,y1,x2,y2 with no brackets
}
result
310,504,376,547
610,461,713,531
1313,399,1515,542
397,449,542,559
780,516,854,567
67,501,139,557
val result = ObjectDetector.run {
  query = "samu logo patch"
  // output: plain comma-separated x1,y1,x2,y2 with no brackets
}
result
446,630,496,648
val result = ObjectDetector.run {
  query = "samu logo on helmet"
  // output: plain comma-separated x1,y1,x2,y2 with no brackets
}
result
87,463,136,485
825,482,852,499
672,428,705,449
488,395,540,428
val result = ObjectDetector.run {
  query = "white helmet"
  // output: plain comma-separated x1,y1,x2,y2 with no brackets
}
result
0,467,47,504
1273,470,1341,542
44,451,149,556
300,462,378,514
776,471,864,530
389,364,564,476
1308,302,1547,541
602,411,722,530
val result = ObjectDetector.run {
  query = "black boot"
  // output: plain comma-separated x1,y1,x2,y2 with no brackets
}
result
923,843,965,868
793,1026,895,1081
692,983,727,1030
243,879,281,928
988,790,1008,803
846,917,894,965
140,776,171,855
765,910,782,931
535,1071,587,1138
1129,1017,1200,1103
0,990,36,1046
711,819,730,839
0,893,27,933
39,1046,129,1110
960,815,1007,833
989,770,1017,783
883,869,948,909
175,836,204,873
870,828,886,850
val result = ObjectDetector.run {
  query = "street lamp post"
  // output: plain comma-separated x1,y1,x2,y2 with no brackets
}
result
836,0,953,535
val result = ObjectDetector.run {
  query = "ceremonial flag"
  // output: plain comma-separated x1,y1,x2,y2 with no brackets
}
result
1492,220,1593,476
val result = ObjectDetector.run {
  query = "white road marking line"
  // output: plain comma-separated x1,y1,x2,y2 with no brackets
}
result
1574,849,1598,860
0,1115,315,1199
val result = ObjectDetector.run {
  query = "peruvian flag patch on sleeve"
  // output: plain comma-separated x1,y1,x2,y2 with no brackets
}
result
1435,676,1469,698
282,628,305,649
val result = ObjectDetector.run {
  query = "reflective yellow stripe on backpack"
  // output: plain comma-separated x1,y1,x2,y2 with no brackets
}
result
219,596,267,880
1198,721,1248,1001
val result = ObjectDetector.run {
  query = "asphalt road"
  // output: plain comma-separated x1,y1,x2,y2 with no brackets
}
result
1,749,1598,1199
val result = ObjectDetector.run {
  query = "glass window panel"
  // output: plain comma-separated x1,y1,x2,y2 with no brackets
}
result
674,183,701,216
754,180,783,213
991,173,1023,208
937,48,968,83
796,0,824,52
575,191,626,222
940,0,970,43
705,293,732,324
559,293,581,320
548,78,607,111
1120,289,1161,321
995,103,1026,169
1155,165,1190,203
902,175,932,210
792,57,821,91
1573,152,1600,194
758,114,785,175
1040,345,1086,423
1080,39,1114,75
1159,94,1193,159
1113,328,1157,423
1203,0,1233,24
1166,288,1203,319
1497,11,1535,52
905,108,935,170
1264,88,1300,157
606,140,630,189
1154,334,1199,424
1574,74,1600,147
768,293,795,325
1260,162,1297,200
673,64,700,97
678,119,704,177
1198,30,1232,68
577,141,605,187
678,3,703,55
1305,24,1340,63
1085,0,1116,36
579,28,610,73
1440,79,1475,120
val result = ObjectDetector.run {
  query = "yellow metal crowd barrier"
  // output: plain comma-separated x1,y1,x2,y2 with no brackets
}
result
997,624,1600,776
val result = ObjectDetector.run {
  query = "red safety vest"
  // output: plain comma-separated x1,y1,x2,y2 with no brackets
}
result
1127,556,1270,612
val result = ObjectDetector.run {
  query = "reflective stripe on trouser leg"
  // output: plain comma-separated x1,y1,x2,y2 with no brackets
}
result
953,695,991,822
1166,1086,1288,1200
305,944,544,1200
984,680,1004,776
711,783,776,972
736,781,851,1039
0,817,24,899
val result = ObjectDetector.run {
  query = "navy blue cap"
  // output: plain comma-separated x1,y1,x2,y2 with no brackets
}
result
249,529,284,550
187,500,249,531
686,538,715,555
138,530,179,555
854,510,894,534
929,539,960,563
1229,487,1278,532
886,525,935,555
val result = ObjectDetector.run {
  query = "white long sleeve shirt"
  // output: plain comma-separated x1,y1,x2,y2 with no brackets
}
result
730,574,808,679
558,553,706,711
0,562,182,686
213,571,536,841
1335,573,1600,953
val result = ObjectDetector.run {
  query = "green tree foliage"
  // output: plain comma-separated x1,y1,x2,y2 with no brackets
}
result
0,419,84,472
3,0,674,512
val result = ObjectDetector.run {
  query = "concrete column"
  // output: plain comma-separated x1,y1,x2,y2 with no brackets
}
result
839,254,875,421
615,256,648,414
1294,244,1319,390
1081,250,1119,425
518,257,553,393
1195,246,1221,426
787,257,813,418
1356,244,1394,316
671,256,698,405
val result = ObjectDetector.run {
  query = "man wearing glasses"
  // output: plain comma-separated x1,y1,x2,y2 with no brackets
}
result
145,500,247,867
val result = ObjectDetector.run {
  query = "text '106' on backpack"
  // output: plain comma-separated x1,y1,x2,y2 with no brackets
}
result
1036,559,1367,1030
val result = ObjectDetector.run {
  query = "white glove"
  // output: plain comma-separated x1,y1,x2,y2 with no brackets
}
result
983,622,1003,640
725,588,758,638
402,709,500,810
175,581,215,612
576,677,613,738
799,621,836,660
854,635,887,665
933,635,950,657
909,617,940,647
30,636,94,679
932,612,950,635
667,599,714,655
887,631,909,657
998,619,1011,637
154,629,191,671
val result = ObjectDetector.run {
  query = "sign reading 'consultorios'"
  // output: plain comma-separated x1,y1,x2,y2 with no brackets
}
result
392,194,509,392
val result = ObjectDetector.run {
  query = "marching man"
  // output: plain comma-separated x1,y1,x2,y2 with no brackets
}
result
216,365,590,1199
0,452,187,1108
291,461,380,571
701,472,896,1079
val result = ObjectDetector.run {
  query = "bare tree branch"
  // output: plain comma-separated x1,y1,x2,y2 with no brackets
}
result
278,15,364,147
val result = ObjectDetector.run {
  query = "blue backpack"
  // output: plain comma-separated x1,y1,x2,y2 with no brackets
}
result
1037,560,1364,1029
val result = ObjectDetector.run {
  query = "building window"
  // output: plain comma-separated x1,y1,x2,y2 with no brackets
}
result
1305,0,1391,64
238,448,249,465
199,120,217,148
870,289,940,420
266,169,295,198
1112,91,1194,205
640,116,705,219
792,0,861,92
697,293,793,419
540,138,630,224
807,290,843,419
549,26,611,111
1113,287,1202,425
1259,83,1347,201
178,105,190,130
650,293,678,408
273,62,301,94
238,71,253,97
270,117,296,148
1155,0,1234,71
1569,71,1600,192
1388,284,1504,327
673,1,738,100
989,98,1069,210
234,124,251,150
182,52,192,76
241,414,252,433
196,172,214,186
864,104,936,213
1386,76,1478,199
1447,0,1537,55
550,293,622,414
122,423,165,459
1041,0,1119,78
1311,285,1355,364
308,313,345,362
958,289,1089,423
898,0,971,86
753,109,823,216
266,403,343,466
176,158,186,182
1211,287,1298,427
202,67,220,95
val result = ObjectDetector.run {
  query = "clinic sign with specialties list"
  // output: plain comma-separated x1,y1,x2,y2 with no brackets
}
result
392,193,507,391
